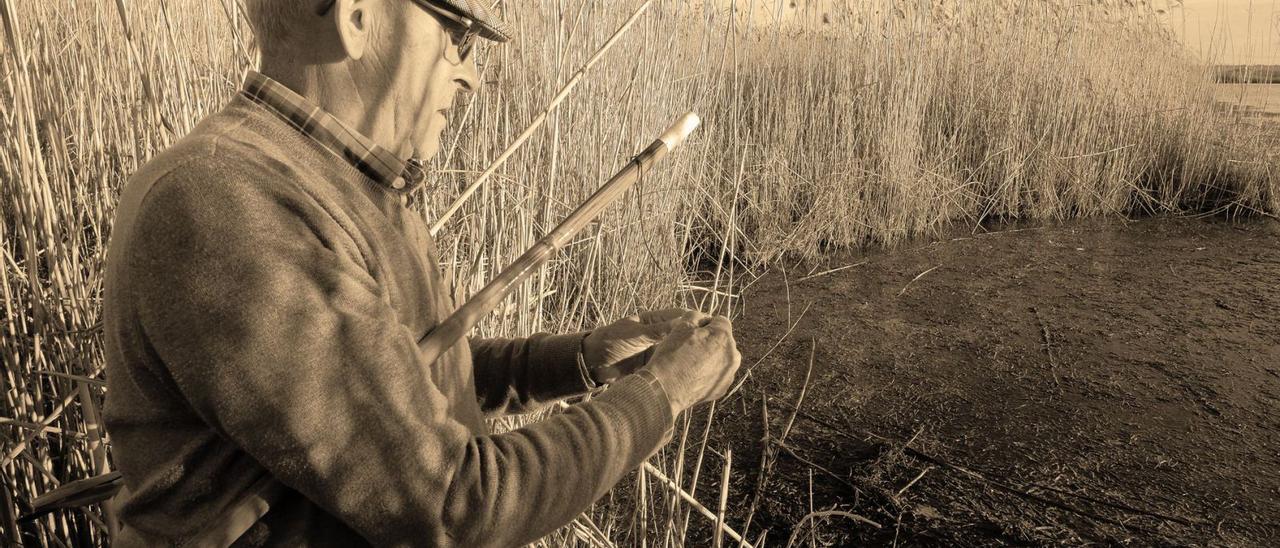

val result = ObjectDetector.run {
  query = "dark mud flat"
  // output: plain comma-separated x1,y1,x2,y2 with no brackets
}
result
709,216,1279,546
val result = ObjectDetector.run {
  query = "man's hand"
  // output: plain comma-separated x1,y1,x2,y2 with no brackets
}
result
580,308,709,384
643,315,741,418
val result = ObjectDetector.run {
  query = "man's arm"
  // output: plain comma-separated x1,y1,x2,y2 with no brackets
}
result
127,169,672,547
469,334,596,416
467,310,693,416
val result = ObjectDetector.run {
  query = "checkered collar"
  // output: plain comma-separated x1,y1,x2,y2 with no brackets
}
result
241,71,426,194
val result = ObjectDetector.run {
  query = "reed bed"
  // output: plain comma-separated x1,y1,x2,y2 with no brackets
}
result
2,0,1277,545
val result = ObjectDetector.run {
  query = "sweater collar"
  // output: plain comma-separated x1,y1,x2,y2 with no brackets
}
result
240,71,425,194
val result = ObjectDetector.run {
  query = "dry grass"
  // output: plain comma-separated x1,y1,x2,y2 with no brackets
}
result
2,0,1278,545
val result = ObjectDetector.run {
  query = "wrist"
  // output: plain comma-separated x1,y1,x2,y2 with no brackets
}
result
579,329,636,385
575,331,602,389
634,368,680,419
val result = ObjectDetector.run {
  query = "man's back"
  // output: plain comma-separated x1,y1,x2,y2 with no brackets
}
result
102,80,675,546
102,91,474,544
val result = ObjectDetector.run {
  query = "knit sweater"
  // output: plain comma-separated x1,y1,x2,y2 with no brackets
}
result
101,92,674,546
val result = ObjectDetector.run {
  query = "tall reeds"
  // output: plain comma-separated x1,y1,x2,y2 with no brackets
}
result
2,0,1277,545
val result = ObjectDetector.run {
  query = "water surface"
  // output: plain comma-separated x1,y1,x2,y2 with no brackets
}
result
1215,83,1280,118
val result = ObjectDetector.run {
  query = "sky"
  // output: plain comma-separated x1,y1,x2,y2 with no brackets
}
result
1174,0,1280,64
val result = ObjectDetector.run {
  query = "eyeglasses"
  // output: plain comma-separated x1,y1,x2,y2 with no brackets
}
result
315,0,480,64
411,1,480,64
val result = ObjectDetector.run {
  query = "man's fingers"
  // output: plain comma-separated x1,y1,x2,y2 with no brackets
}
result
648,309,710,335
701,315,732,332
627,309,712,339
636,308,690,324
648,314,729,352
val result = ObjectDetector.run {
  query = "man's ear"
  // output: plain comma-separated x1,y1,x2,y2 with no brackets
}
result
332,0,370,60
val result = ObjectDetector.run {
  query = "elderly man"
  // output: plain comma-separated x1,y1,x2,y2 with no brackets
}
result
101,0,740,545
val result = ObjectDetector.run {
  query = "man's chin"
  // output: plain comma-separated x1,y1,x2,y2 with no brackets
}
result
412,116,447,161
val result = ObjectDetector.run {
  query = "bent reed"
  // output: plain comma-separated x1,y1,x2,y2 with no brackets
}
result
2,0,1275,545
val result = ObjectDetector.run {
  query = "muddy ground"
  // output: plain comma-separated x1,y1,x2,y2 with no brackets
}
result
695,216,1279,546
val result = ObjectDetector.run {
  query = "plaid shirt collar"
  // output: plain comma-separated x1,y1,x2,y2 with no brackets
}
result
241,71,426,195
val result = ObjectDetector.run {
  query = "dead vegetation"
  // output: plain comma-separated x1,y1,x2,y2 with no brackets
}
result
719,217,1279,545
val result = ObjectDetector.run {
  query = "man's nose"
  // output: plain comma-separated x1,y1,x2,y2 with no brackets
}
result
453,57,480,95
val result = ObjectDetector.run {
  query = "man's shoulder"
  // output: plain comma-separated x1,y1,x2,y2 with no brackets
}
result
135,96,298,186
124,97,318,219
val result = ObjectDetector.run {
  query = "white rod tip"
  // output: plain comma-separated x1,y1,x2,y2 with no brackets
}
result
658,112,702,150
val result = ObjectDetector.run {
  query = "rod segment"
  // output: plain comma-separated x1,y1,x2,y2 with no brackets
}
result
418,112,702,363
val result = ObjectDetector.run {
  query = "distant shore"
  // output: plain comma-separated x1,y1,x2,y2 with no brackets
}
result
1216,65,1280,84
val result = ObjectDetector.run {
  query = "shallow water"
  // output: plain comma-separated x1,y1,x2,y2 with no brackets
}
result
1214,83,1280,117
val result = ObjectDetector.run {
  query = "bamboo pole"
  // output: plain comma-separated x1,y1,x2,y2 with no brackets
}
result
418,112,700,362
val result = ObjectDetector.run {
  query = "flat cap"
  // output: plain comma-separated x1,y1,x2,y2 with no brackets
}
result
425,0,511,42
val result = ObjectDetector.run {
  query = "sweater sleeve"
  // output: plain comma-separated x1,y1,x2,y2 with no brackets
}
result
126,170,674,547
469,333,597,416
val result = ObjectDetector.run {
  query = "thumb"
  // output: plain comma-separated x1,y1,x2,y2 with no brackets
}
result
626,309,699,342
637,307,692,324
631,319,681,346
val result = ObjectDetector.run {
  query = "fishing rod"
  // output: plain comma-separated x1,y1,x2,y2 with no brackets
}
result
420,109,756,546
418,112,701,364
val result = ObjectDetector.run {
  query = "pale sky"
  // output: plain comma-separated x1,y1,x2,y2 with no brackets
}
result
1174,0,1280,64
